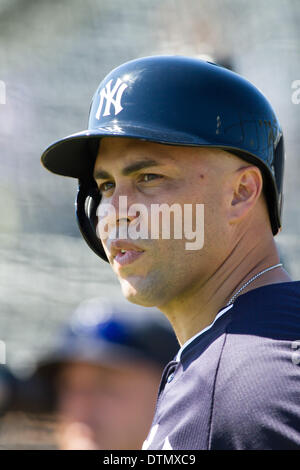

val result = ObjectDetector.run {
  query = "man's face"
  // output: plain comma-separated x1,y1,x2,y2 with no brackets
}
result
94,137,237,308
55,361,161,450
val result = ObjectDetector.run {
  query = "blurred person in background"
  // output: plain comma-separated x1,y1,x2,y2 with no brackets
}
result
32,298,179,450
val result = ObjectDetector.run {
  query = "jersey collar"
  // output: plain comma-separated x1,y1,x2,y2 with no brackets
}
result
175,304,233,362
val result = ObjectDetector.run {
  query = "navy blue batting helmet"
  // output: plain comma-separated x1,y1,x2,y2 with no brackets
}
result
41,55,284,260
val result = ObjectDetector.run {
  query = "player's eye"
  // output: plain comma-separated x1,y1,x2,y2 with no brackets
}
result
139,173,162,182
99,181,115,193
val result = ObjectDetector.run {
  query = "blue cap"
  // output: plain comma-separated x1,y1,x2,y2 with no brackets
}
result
37,298,179,373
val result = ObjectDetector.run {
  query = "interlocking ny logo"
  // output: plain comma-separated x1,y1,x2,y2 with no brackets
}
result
96,78,128,119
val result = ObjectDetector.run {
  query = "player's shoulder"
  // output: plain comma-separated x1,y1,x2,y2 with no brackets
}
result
214,280,300,422
210,281,300,449
228,280,300,339
179,281,300,368
220,280,300,380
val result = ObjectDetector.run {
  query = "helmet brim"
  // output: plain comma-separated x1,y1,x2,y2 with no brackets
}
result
40,126,212,178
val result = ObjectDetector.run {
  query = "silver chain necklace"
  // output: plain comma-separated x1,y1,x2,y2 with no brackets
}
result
226,263,283,306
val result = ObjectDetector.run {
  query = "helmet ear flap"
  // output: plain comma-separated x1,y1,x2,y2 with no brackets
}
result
260,134,284,235
273,135,284,223
76,179,108,261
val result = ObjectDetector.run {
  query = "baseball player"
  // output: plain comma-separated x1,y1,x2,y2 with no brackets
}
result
41,56,300,450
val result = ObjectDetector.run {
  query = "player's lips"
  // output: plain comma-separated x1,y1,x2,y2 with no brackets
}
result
109,240,145,266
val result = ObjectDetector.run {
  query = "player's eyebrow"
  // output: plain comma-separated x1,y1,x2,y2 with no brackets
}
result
93,159,162,179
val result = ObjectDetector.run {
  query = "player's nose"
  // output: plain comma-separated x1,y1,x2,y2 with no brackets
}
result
108,183,141,224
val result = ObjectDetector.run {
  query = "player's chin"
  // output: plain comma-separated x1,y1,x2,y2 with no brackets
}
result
119,278,158,308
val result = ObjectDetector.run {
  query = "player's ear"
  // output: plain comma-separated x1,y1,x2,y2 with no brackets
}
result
229,166,263,224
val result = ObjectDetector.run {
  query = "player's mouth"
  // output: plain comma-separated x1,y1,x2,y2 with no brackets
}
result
109,240,145,266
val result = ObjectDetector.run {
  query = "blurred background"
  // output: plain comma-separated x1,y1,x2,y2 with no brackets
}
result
0,0,299,448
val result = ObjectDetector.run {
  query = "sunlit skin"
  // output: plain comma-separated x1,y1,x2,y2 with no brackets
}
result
94,137,291,346
55,361,162,450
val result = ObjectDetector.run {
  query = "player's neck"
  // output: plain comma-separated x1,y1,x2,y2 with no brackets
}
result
159,231,292,347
